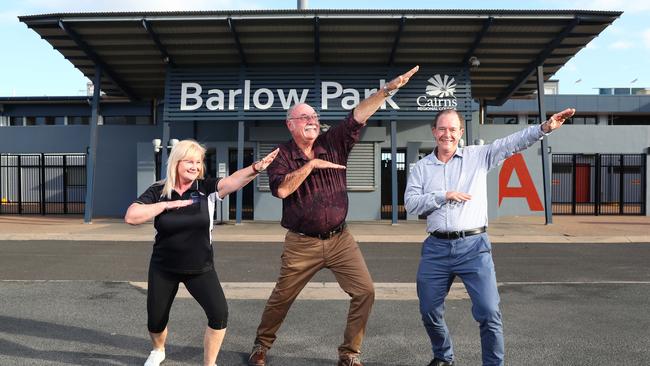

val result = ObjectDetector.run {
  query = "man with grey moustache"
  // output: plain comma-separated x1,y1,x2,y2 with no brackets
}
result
247,65,419,366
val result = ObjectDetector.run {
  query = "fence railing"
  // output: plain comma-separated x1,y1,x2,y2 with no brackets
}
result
552,154,646,215
0,153,86,215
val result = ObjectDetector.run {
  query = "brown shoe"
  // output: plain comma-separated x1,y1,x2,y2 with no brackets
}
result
338,353,363,366
248,344,268,366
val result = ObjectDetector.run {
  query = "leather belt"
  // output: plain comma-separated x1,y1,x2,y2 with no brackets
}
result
429,226,487,240
293,223,347,240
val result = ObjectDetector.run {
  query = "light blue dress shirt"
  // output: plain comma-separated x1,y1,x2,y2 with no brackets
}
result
404,125,548,233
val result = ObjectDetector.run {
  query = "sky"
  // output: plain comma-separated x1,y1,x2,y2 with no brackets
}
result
1,0,648,97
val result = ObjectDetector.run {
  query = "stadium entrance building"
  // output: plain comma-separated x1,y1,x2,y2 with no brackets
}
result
3,9,645,222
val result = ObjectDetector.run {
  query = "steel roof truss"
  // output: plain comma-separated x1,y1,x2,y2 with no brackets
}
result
141,19,175,67
492,17,580,105
58,20,139,100
227,17,247,66
462,16,493,66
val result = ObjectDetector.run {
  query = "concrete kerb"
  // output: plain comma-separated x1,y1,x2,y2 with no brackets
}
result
0,215,648,243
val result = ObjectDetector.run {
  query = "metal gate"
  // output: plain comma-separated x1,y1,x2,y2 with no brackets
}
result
381,149,407,220
552,154,646,215
0,154,86,215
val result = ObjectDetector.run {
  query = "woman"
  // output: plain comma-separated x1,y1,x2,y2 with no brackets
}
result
125,139,278,366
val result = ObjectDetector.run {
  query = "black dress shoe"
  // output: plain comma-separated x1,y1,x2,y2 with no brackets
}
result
427,358,454,366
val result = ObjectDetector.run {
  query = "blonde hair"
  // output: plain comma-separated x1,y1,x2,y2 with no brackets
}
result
161,139,206,199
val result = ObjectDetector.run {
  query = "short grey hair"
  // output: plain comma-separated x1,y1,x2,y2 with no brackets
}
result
286,103,308,120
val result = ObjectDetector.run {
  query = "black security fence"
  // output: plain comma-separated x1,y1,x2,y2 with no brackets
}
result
0,154,86,215
552,154,646,215
381,150,407,220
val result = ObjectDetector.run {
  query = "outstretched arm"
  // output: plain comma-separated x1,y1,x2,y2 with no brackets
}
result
482,107,577,169
124,199,193,225
276,158,346,199
217,148,279,198
353,65,419,124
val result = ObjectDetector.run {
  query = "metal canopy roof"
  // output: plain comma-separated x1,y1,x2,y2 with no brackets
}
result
19,9,621,105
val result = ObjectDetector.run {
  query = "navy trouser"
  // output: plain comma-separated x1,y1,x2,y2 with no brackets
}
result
417,232,504,366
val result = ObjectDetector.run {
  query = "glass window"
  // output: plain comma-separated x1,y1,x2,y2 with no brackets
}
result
570,116,583,124
25,117,37,126
135,116,153,125
584,116,597,125
610,116,650,125
102,116,128,125
568,115,598,125
103,115,153,125
486,115,518,124
68,116,90,125
9,117,23,126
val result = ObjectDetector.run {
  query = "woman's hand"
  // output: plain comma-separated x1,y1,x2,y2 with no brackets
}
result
253,148,279,173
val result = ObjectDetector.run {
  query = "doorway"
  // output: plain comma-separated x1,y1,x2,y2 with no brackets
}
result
380,149,407,220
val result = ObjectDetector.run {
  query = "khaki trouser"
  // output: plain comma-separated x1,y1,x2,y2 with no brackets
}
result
254,227,375,356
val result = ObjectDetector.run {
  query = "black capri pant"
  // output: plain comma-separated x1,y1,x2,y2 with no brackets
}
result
147,266,228,333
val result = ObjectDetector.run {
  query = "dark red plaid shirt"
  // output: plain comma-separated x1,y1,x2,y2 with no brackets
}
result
267,112,363,234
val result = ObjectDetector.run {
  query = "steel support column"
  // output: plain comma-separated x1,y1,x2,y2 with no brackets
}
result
84,65,102,223
391,120,398,224
536,65,553,224
160,121,171,179
236,121,245,224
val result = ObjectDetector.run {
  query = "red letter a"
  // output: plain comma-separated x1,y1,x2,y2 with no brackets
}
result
498,153,544,211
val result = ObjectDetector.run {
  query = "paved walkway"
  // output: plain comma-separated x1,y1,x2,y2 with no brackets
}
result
0,214,648,243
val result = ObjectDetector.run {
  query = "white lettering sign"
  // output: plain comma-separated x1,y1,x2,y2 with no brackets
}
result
179,79,404,111
180,82,203,111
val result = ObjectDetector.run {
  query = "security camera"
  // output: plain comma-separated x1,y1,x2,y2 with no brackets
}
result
469,56,480,67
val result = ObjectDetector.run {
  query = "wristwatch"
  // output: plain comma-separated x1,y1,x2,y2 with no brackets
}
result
383,84,397,97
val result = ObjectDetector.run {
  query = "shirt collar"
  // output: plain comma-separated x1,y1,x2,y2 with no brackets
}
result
172,180,200,198
428,147,463,164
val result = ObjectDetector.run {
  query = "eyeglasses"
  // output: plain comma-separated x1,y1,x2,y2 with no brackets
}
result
289,114,320,123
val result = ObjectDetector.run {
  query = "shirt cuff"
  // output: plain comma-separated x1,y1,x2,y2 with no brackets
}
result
346,110,365,129
433,190,447,207
213,191,223,201
539,124,551,137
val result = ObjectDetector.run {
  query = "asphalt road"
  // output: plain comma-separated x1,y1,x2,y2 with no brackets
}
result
1,240,650,283
1,241,650,365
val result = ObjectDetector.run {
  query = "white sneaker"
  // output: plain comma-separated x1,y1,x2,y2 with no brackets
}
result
144,349,165,366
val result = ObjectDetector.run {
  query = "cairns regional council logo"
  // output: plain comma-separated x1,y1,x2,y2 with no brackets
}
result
416,74,458,111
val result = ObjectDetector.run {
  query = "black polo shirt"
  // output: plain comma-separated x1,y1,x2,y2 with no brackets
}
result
135,178,221,274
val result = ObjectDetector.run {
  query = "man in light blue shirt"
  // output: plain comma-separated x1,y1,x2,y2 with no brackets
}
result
404,107,575,366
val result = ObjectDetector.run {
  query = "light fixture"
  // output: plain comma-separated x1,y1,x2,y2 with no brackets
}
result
469,56,480,68
152,138,179,153
152,139,162,152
